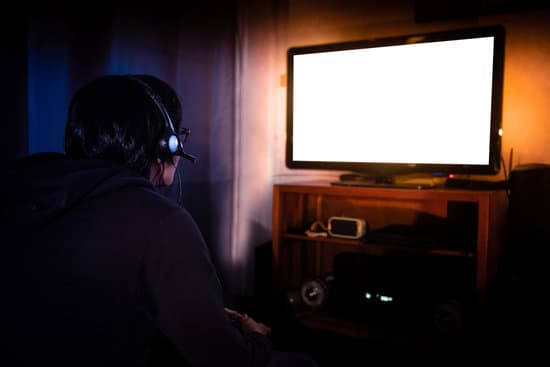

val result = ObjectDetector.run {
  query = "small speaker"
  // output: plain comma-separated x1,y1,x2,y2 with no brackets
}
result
300,276,334,310
328,216,367,239
509,163,550,237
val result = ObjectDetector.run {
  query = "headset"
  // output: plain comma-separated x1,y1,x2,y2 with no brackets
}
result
125,75,197,163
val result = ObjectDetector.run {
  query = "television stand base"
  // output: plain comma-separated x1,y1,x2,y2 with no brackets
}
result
333,173,438,190
331,180,435,190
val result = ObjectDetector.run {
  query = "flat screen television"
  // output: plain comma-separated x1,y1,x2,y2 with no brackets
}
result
286,25,506,187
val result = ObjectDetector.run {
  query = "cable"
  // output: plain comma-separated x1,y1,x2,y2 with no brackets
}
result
176,165,183,207
502,147,514,198
500,148,511,182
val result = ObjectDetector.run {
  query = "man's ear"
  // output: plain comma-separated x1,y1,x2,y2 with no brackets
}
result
151,158,163,172
150,158,164,184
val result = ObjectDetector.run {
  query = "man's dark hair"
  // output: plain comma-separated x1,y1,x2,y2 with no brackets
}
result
64,74,183,177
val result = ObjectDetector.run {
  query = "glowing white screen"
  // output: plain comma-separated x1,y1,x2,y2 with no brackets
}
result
291,36,495,165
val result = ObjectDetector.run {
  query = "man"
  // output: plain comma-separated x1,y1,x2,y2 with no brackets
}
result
2,74,278,366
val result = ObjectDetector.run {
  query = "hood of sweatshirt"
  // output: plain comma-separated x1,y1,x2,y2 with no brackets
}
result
1,152,152,234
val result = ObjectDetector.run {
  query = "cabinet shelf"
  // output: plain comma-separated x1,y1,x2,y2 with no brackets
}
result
282,232,474,258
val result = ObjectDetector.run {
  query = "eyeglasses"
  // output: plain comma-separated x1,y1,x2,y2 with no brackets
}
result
179,128,191,145
177,127,197,163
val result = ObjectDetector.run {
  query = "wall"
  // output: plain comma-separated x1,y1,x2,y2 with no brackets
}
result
272,0,550,182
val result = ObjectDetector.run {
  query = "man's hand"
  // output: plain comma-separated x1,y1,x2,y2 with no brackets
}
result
224,307,272,336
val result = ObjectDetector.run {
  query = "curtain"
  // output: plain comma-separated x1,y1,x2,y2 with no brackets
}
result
232,0,285,295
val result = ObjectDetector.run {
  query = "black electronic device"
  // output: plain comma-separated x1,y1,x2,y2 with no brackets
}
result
328,252,474,332
487,163,550,349
509,163,550,237
444,177,509,190
286,25,505,183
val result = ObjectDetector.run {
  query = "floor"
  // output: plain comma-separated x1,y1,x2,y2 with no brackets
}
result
256,295,550,367
237,283,550,367
269,317,470,367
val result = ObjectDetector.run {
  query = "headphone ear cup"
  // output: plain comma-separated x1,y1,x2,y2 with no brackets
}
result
159,134,181,158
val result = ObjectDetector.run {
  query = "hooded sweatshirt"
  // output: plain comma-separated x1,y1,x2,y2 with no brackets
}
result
1,152,271,366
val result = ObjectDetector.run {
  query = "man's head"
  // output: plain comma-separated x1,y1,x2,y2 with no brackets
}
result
65,74,194,185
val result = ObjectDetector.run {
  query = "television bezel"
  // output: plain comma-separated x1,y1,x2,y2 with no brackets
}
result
285,25,506,177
